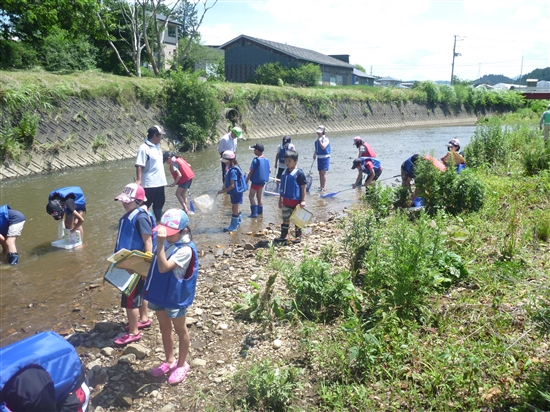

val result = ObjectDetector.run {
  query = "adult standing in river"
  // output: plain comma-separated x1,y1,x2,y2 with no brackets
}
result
217,127,242,183
135,125,168,222
313,125,331,192
539,104,550,141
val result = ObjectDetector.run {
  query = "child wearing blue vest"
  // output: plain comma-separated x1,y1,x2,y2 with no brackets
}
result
46,186,86,241
351,157,383,188
246,143,270,218
217,150,247,232
142,209,199,385
313,125,331,192
112,183,154,346
277,149,307,243
0,205,25,265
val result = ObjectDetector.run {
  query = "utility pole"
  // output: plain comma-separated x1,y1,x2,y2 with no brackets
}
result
450,35,463,85
518,56,523,84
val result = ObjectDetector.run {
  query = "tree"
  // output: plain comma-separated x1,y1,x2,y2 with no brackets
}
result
354,64,367,73
171,35,224,78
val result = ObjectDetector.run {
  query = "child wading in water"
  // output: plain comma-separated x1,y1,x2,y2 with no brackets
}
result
277,149,307,243
246,143,270,218
142,209,199,385
113,183,153,345
163,152,195,214
217,150,247,232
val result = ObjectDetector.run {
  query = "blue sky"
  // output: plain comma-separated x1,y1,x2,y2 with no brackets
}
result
199,0,549,82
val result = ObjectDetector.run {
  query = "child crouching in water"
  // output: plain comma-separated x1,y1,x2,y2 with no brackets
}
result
277,149,307,243
142,209,199,385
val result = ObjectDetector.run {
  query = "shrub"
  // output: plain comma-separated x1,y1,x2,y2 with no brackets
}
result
163,69,220,151
255,62,321,87
0,39,38,69
522,137,550,176
286,258,359,322
363,184,398,219
235,358,302,411
414,160,485,215
255,62,286,86
41,28,97,71
464,118,509,169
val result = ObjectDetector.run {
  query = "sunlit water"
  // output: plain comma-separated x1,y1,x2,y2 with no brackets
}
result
0,125,475,345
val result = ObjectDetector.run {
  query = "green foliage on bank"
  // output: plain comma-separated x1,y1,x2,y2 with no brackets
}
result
255,62,322,87
226,119,550,411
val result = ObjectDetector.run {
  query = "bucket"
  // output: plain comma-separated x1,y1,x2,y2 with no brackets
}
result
289,207,314,228
413,197,424,207
193,194,215,213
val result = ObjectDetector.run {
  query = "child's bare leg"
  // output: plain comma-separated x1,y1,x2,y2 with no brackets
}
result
175,187,188,212
156,310,176,363
172,316,190,368
139,300,149,323
231,203,239,215
126,308,140,335
257,189,263,207
248,189,257,206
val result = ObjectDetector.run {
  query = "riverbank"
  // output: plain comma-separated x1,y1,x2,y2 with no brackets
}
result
0,70,485,179
63,215,345,411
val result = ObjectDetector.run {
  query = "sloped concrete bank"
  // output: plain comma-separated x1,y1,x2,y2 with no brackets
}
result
0,97,477,180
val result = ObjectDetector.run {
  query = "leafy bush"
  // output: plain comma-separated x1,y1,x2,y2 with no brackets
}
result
359,212,468,319
255,62,321,87
163,69,220,150
414,159,485,215
340,208,378,276
465,118,509,169
41,29,97,71
286,258,359,322
235,359,302,411
363,184,398,219
522,137,550,176
0,39,38,69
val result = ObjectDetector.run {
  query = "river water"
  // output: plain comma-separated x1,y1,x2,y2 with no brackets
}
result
0,125,475,345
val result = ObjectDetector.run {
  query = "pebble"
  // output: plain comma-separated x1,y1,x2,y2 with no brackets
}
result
100,347,114,357
186,317,198,326
213,311,222,316
219,323,228,330
272,339,283,349
192,359,207,367
194,308,204,315
123,343,148,359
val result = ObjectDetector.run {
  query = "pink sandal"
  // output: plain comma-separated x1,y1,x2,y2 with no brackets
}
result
125,319,151,331
151,359,178,377
114,333,141,345
168,363,190,384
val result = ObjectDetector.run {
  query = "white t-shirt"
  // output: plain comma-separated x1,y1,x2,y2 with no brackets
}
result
217,133,237,154
135,140,167,188
165,235,193,280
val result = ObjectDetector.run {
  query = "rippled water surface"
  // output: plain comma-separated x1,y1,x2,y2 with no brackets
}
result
0,125,475,345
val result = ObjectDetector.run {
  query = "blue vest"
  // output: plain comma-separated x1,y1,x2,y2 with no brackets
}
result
49,186,86,212
360,157,382,173
250,157,270,184
0,331,83,407
315,139,331,156
278,144,293,166
456,163,466,173
280,169,302,200
142,241,199,309
226,166,247,195
0,205,10,237
403,156,415,176
115,207,154,253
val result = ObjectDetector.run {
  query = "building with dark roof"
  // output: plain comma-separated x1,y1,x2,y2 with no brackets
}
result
219,35,355,85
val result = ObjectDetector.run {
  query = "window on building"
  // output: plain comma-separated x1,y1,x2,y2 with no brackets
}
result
168,25,176,38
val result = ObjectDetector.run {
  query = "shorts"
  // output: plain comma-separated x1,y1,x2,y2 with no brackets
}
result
229,192,243,205
121,277,144,309
178,179,192,189
148,301,187,319
281,204,296,222
366,168,383,181
250,183,265,191
317,157,330,171
7,221,25,237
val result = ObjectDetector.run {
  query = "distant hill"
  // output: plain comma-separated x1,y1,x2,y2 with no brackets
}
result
473,74,515,85
518,67,550,84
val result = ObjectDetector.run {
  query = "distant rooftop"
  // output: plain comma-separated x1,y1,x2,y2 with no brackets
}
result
220,35,355,69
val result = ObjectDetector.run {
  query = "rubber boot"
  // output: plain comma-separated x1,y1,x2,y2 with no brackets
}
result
238,212,242,224
274,224,289,243
7,252,19,265
223,215,240,232
292,227,303,244
249,205,258,218
258,205,263,215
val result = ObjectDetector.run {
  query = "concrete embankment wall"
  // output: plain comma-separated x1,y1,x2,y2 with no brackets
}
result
0,97,477,180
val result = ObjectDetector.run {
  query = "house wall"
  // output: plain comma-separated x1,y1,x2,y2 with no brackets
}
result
224,40,352,84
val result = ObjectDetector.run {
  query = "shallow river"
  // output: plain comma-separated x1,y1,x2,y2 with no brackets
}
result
0,125,475,345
